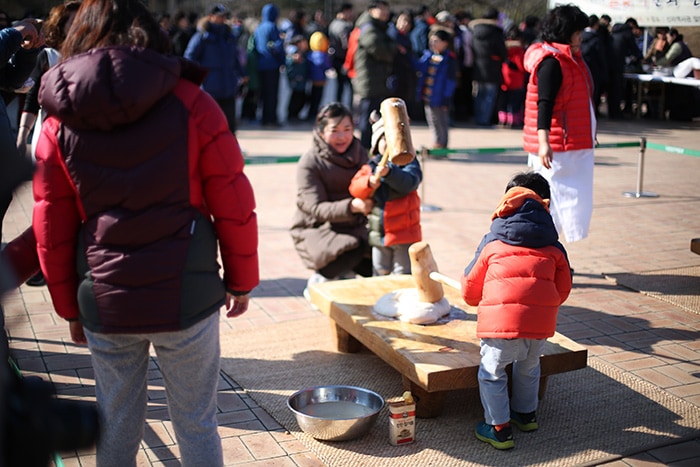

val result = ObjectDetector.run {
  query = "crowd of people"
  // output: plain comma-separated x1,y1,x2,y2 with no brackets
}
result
4,2,698,143
162,3,696,127
579,16,698,120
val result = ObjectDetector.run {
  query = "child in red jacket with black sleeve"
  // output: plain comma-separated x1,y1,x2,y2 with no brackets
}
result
349,112,422,275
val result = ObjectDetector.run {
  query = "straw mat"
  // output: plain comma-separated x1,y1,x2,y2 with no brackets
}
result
606,265,700,315
220,315,700,467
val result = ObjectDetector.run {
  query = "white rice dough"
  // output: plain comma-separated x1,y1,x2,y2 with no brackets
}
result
373,288,451,324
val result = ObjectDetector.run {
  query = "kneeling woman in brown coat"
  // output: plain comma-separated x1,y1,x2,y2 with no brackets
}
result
290,103,373,291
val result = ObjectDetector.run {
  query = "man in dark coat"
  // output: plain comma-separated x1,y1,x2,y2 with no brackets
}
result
352,0,395,149
471,7,507,126
608,19,642,118
185,5,245,134
581,15,609,117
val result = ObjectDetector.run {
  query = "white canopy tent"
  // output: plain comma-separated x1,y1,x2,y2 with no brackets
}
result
548,0,700,27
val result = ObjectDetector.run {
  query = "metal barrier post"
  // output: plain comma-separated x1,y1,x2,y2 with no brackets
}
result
623,136,659,198
419,146,442,212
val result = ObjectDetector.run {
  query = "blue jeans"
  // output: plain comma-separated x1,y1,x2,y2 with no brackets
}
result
478,337,546,426
86,313,223,467
474,82,499,126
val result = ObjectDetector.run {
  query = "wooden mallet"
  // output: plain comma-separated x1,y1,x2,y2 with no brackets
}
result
408,242,461,304
375,97,415,172
408,242,444,303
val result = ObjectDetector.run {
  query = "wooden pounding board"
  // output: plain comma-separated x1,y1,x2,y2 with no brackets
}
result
308,275,588,393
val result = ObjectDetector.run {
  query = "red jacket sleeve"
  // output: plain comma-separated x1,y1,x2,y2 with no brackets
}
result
462,250,487,307
32,117,82,320
178,81,259,294
554,251,572,305
348,164,373,199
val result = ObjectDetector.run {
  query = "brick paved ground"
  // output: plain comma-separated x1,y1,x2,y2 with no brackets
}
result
4,117,700,466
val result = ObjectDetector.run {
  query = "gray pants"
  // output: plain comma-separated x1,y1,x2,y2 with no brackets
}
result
372,243,411,276
478,337,546,426
85,312,223,467
424,104,450,148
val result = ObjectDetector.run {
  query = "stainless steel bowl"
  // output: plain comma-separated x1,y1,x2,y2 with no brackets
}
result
287,385,385,441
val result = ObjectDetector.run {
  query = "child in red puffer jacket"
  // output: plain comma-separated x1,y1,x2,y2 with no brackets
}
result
498,25,526,128
462,172,571,450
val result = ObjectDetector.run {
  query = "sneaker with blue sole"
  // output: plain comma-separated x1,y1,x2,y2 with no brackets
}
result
510,410,538,432
475,422,514,450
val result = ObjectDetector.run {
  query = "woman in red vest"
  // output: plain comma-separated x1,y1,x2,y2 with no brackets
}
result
522,5,595,243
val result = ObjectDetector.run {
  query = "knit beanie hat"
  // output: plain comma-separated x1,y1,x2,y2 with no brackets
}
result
310,31,329,52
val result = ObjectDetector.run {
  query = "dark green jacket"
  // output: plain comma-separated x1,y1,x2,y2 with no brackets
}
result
352,14,395,99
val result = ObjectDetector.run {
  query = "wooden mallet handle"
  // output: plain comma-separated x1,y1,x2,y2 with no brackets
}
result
429,272,461,290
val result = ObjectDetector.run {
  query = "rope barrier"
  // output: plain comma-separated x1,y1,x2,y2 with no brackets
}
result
426,146,523,157
421,140,643,159
239,143,646,165
646,142,700,158
417,138,700,202
243,155,300,165
240,139,697,165
241,137,698,203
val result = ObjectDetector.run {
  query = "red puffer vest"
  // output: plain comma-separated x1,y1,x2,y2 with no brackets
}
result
522,42,594,154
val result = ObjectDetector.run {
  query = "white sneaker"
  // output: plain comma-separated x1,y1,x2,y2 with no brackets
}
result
306,272,329,288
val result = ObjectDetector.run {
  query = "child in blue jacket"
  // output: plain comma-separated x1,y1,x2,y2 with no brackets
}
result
285,35,309,122
416,29,457,149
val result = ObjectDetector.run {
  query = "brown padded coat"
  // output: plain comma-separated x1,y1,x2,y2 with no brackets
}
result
290,131,369,271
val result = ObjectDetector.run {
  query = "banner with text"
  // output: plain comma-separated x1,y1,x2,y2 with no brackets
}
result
549,0,700,26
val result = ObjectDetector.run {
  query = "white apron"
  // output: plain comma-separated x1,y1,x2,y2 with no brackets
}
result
528,148,594,243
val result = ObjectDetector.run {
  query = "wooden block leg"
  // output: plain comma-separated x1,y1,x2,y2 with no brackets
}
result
402,376,445,418
538,375,549,400
330,322,363,353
